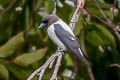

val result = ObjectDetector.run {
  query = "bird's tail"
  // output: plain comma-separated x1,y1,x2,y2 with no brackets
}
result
77,48,90,66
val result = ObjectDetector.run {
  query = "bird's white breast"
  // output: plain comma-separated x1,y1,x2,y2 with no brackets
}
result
47,20,66,50
47,19,75,50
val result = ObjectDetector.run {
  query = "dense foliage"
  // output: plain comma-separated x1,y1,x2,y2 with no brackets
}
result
0,0,120,80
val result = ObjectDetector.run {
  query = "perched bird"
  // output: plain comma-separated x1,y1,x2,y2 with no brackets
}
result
39,14,89,65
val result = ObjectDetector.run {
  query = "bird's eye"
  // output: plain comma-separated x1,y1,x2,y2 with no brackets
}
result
42,20,48,23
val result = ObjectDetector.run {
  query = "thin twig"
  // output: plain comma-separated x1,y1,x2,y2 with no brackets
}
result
49,56,56,69
113,0,117,7
84,7,120,40
27,50,62,80
112,27,120,40
92,0,120,40
50,52,63,80
87,65,95,80
84,8,108,26
109,63,120,68
93,0,109,21
53,0,57,14
69,0,85,30
73,57,78,80
0,0,16,17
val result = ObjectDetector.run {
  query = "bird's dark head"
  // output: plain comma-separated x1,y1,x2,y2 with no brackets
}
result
39,14,59,29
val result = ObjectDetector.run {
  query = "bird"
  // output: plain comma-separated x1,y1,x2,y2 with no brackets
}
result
39,14,89,66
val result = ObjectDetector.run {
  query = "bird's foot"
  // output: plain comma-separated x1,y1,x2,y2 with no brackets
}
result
59,50,66,53
70,21,77,24
57,48,66,53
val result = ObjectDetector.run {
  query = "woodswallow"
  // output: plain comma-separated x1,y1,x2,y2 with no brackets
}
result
39,14,89,65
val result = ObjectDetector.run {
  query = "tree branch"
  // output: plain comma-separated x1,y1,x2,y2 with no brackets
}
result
93,0,109,21
84,7,120,40
109,63,120,68
92,0,120,40
113,0,117,7
0,0,17,17
87,64,95,80
50,52,63,80
27,50,63,80
52,0,57,14
69,0,85,30
84,8,108,26
73,57,78,80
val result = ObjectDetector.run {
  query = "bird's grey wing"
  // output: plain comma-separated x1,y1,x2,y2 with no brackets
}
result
54,24,89,65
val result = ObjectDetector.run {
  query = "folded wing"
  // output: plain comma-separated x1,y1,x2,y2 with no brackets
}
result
54,24,89,65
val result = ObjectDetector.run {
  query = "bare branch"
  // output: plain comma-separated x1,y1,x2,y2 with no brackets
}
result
109,63,120,68
53,0,57,14
73,57,78,80
84,7,120,40
93,0,109,21
50,52,64,80
113,0,117,7
27,50,63,80
69,0,85,30
49,56,56,69
84,8,108,26
0,0,16,17
87,65,95,80
92,0,120,40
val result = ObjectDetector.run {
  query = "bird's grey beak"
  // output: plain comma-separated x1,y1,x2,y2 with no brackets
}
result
39,23,47,29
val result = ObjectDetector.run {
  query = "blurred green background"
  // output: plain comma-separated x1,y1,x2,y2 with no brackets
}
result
0,0,120,80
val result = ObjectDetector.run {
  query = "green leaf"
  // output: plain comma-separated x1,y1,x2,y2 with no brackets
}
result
0,30,38,58
12,48,48,67
87,8,104,18
74,13,84,35
0,64,9,80
0,32,24,58
44,0,54,13
7,64,32,80
57,2,73,23
86,8,112,19
64,53,73,66
0,0,11,7
93,23,116,46
86,30,104,46
86,0,111,9
104,10,112,19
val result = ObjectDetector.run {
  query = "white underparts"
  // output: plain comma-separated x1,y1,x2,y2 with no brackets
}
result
47,24,67,51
